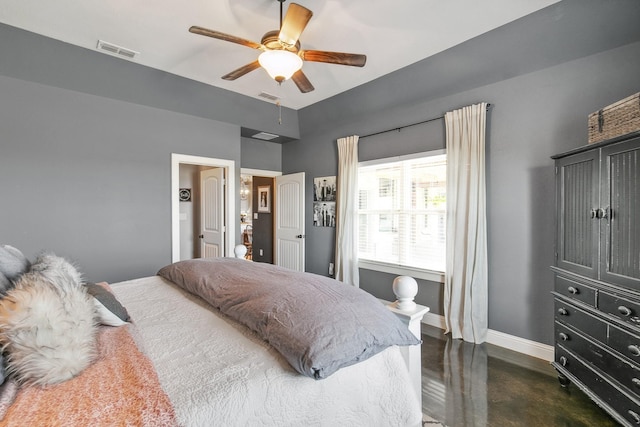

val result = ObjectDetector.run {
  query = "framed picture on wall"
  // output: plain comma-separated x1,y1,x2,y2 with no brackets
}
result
257,186,271,213
313,176,336,227
313,176,336,202
179,188,191,202
313,201,336,227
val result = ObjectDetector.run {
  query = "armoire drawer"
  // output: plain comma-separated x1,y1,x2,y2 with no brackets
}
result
556,322,640,398
556,346,640,426
555,275,597,307
600,291,640,329
554,298,607,341
609,323,640,365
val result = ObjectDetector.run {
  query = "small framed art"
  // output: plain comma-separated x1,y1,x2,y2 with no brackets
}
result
179,188,192,202
257,186,271,213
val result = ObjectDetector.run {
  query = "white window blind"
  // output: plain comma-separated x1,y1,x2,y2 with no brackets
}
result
358,152,446,273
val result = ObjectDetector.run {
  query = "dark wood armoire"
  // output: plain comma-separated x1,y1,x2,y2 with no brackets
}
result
552,131,640,426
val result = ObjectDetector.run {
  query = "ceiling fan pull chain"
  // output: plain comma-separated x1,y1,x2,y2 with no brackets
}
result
277,101,282,125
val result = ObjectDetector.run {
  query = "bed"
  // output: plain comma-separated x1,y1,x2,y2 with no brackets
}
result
0,257,424,427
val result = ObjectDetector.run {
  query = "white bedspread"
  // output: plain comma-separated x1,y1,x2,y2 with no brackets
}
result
111,276,422,427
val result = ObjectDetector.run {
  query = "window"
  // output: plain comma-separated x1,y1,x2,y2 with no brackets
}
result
358,151,446,277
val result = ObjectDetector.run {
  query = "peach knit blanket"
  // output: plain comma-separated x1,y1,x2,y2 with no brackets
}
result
0,324,177,426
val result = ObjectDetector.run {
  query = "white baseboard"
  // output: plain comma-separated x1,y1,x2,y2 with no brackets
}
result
422,311,447,329
422,312,554,362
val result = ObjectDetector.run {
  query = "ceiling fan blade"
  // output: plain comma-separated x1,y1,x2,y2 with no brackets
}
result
300,50,367,67
278,3,313,47
189,26,263,50
222,61,261,80
291,70,314,93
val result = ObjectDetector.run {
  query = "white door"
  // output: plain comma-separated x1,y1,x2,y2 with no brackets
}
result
200,168,225,258
274,172,305,271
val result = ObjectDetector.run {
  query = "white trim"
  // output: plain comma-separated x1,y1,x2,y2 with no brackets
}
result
420,311,553,361
359,261,444,283
422,311,447,330
240,168,282,177
171,153,236,263
486,327,554,362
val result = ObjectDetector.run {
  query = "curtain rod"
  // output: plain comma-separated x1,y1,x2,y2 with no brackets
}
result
360,103,492,139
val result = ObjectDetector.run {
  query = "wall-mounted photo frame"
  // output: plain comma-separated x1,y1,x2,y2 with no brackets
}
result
313,176,336,202
179,188,192,202
313,201,336,227
313,176,336,227
257,185,271,213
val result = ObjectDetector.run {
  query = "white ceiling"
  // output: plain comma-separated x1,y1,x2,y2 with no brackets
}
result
0,0,559,110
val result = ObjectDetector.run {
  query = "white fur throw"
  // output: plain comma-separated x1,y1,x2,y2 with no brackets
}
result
0,255,97,386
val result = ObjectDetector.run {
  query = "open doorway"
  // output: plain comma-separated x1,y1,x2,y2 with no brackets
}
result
171,154,236,263
240,168,281,263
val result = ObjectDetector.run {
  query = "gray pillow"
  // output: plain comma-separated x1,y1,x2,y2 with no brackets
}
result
158,258,421,379
0,245,30,280
85,282,131,326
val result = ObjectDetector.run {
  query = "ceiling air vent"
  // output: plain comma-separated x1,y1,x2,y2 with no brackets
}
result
96,40,139,59
258,92,280,102
251,132,279,141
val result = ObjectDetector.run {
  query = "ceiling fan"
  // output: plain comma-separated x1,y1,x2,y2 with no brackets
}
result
189,0,367,93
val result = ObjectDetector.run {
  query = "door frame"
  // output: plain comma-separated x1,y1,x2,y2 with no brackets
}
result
171,153,236,262
240,168,281,262
240,168,282,178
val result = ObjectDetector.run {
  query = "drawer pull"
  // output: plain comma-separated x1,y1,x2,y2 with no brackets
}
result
559,356,568,367
628,345,640,357
619,306,633,317
628,410,640,424
558,332,569,341
632,378,640,388
567,286,579,295
557,308,569,316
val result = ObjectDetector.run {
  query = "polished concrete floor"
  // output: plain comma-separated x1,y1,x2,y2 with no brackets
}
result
420,325,619,427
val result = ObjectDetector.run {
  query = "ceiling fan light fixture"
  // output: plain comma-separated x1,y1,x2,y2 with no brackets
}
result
258,50,303,83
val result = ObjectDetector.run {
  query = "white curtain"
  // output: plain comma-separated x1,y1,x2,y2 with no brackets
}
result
444,103,488,344
335,135,360,287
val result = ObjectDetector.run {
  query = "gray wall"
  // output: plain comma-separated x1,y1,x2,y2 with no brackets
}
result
240,137,282,171
0,74,239,283
283,1,640,345
0,24,300,142
0,22,290,284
